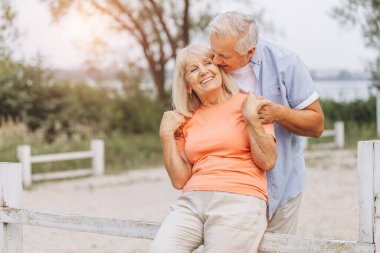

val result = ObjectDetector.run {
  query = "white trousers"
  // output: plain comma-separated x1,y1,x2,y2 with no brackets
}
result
150,191,267,253
266,193,303,234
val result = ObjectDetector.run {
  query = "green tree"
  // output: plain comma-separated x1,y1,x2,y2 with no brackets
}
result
0,0,19,58
332,0,380,80
0,2,114,140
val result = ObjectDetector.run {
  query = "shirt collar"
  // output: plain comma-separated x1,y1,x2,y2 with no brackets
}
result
250,35,263,80
251,36,263,64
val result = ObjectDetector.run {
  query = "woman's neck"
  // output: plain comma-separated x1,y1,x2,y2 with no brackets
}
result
200,88,231,107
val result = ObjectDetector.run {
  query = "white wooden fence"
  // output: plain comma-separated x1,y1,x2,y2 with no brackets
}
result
374,82,380,137
17,139,104,187
304,121,345,149
1,140,379,252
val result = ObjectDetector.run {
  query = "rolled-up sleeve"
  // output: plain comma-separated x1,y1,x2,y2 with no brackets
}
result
283,55,319,110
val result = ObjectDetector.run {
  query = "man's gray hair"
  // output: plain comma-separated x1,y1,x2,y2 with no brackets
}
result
207,11,259,55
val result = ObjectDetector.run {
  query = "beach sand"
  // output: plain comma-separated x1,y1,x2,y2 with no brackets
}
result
22,149,358,252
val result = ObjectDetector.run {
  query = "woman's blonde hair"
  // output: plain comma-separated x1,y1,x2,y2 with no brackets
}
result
172,43,239,116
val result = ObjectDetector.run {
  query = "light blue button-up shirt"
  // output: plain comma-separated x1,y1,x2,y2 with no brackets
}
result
247,36,319,219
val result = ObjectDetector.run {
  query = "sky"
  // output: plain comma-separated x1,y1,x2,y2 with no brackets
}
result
12,0,375,72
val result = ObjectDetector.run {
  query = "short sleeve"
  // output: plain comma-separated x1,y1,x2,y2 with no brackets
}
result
283,55,319,109
175,129,186,151
174,115,193,151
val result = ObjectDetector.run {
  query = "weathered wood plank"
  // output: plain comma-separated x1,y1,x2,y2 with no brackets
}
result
259,233,374,253
0,163,23,253
358,141,375,243
0,208,158,240
17,146,32,188
334,121,345,148
91,140,104,176
0,208,374,252
373,141,380,253
31,151,93,163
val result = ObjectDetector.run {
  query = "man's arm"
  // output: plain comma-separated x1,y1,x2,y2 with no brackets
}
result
258,100,324,138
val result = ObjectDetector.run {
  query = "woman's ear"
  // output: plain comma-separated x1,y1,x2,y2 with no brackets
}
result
187,86,192,95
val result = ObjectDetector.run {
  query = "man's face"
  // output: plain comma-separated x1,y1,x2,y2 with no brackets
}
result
210,33,254,73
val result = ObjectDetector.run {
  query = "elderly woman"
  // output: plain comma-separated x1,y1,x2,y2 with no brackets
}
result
150,44,277,253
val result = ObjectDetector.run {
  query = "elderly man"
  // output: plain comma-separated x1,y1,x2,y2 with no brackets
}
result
208,11,324,234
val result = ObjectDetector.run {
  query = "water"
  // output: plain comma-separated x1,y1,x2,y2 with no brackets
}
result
314,80,376,102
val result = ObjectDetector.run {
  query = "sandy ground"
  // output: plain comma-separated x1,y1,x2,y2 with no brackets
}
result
22,149,359,253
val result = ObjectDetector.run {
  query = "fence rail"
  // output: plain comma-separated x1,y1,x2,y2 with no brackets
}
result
0,207,374,252
17,139,104,187
304,121,345,149
30,151,93,163
1,140,379,252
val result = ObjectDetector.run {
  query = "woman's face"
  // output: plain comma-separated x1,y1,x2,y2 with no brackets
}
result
184,55,223,97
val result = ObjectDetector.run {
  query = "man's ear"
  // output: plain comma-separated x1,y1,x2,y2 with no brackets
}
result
247,47,256,58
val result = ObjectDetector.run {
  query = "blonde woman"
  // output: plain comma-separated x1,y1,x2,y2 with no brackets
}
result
150,44,277,253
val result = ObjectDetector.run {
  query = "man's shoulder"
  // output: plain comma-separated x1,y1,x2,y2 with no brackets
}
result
259,36,298,62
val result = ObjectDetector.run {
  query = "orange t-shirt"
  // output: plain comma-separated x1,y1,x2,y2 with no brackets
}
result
176,93,275,202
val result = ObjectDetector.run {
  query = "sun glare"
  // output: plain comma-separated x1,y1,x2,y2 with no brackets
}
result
61,10,108,45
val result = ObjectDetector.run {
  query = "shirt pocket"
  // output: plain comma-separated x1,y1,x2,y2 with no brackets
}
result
267,84,282,97
265,83,288,106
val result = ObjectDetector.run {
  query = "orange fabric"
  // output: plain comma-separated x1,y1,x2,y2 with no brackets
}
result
176,93,275,201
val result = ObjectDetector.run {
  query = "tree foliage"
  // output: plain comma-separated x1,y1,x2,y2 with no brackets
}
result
42,0,212,100
332,0,380,80
0,56,168,142
0,0,19,58
41,0,257,101
0,2,168,141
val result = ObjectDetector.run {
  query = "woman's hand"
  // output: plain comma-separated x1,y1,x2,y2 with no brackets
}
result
241,92,271,123
159,111,191,189
160,111,185,137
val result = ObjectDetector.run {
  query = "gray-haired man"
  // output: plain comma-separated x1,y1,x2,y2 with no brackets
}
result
208,11,324,234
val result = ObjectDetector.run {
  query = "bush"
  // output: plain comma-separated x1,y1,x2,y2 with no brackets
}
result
316,97,378,148
321,96,376,125
0,58,169,141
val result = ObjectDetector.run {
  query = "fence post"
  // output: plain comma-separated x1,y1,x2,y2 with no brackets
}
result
334,121,344,149
0,163,23,253
91,139,104,176
358,141,379,250
373,141,380,252
17,145,31,188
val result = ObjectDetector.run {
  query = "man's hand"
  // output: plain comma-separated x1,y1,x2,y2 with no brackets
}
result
241,92,271,123
160,111,185,137
258,103,283,124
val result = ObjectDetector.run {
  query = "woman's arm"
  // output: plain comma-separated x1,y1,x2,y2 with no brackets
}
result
245,121,277,171
160,111,192,189
242,93,277,171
